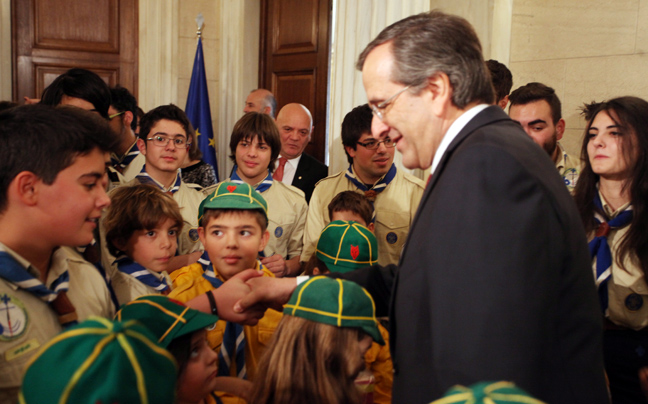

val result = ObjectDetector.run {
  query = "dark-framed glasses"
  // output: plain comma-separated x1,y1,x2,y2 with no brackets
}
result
357,138,396,150
369,85,410,120
147,135,191,149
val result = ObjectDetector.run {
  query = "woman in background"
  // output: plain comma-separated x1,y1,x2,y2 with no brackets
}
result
574,96,648,403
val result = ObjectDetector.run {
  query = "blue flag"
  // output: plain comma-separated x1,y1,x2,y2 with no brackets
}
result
185,37,218,180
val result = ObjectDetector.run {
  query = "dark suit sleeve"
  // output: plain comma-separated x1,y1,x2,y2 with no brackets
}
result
327,264,396,317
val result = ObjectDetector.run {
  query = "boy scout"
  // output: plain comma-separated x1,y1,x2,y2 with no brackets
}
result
100,104,205,272
169,182,283,403
303,104,424,266
223,112,307,277
0,105,117,401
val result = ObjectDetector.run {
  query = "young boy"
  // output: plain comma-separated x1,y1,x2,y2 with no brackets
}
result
305,220,378,275
328,190,375,231
117,295,250,401
225,112,307,277
100,104,205,272
304,220,392,404
103,184,184,305
0,105,117,401
19,317,178,404
169,182,283,404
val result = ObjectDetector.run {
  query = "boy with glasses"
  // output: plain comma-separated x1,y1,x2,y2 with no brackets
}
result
101,104,205,272
302,104,424,266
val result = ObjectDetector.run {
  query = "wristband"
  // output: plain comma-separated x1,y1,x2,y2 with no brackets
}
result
205,291,218,316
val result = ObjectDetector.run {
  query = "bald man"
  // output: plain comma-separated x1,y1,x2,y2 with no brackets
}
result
243,89,277,118
274,103,328,202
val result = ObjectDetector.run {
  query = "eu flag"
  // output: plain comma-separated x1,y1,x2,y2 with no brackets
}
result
185,37,218,180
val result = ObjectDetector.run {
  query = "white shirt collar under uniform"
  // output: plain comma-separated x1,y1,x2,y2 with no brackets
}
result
430,104,489,176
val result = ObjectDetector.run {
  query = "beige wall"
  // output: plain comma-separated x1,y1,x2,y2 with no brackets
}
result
509,0,648,157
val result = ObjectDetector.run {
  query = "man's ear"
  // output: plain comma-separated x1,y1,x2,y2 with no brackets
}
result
498,95,509,110
344,145,357,159
137,137,147,156
367,222,375,232
427,72,452,116
12,171,41,206
556,118,566,141
263,106,271,115
122,111,134,130
258,230,270,252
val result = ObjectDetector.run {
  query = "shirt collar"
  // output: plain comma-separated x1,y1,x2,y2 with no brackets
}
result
430,104,489,175
280,154,301,169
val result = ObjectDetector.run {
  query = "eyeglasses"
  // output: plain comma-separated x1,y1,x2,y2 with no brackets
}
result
108,111,125,120
369,85,410,121
357,138,396,150
147,135,191,149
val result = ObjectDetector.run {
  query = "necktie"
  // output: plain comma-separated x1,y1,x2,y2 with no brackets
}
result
113,255,170,294
588,193,633,312
136,167,182,194
230,167,274,193
0,251,78,327
345,163,397,202
202,266,248,379
274,157,288,182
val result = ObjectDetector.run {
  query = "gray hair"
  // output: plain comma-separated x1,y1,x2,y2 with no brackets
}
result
356,10,494,109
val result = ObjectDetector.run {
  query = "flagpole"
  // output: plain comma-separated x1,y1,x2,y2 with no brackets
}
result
184,13,219,183
196,13,203,39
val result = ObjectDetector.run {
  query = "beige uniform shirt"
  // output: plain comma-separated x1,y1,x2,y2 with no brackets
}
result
101,175,204,274
303,168,425,266
0,244,113,400
259,181,308,259
591,196,648,330
109,265,172,306
555,142,581,192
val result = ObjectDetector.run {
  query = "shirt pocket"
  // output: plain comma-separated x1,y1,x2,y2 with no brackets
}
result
267,210,297,257
375,210,411,262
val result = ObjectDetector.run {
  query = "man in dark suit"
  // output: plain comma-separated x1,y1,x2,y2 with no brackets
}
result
237,10,609,404
274,103,328,202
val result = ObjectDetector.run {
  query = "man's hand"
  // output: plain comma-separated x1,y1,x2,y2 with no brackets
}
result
186,269,266,325
234,276,298,313
261,254,287,277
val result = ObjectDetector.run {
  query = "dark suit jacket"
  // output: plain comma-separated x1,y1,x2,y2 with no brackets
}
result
290,152,328,203
340,106,608,403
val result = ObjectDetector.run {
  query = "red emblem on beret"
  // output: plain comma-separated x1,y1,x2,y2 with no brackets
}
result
350,245,359,260
227,185,236,193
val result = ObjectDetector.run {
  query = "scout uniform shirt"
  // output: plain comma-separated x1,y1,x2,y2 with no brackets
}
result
555,142,581,193
303,165,425,266
100,168,204,274
591,196,648,330
226,170,308,261
169,261,282,404
0,244,114,401
109,256,173,306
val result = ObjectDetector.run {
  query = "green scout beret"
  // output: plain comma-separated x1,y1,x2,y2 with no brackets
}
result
199,181,268,223
115,294,219,348
284,276,384,345
316,220,378,273
19,317,177,404
430,381,545,404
